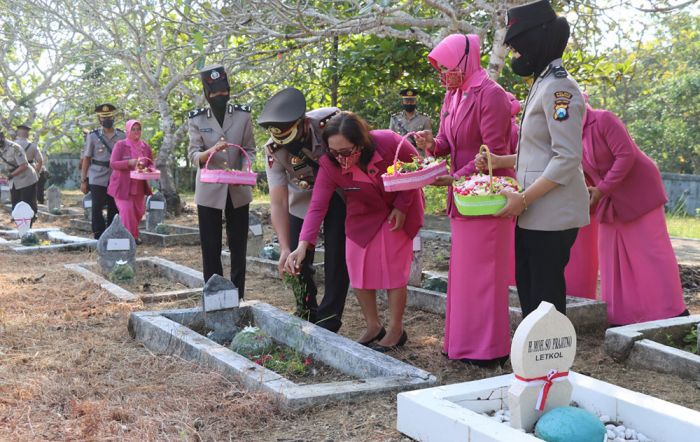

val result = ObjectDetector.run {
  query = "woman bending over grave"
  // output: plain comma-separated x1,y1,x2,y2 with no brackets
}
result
108,119,153,243
285,112,424,352
580,96,688,325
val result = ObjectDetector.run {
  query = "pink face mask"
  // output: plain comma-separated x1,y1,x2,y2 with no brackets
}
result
336,149,361,169
125,119,142,142
440,68,464,89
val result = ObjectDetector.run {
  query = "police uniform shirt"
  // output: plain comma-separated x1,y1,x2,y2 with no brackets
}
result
188,103,256,210
389,111,432,136
83,128,125,187
14,138,43,168
0,139,38,190
264,107,339,219
515,58,589,231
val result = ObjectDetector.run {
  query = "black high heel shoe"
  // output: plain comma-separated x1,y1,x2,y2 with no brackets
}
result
358,327,386,346
370,331,408,353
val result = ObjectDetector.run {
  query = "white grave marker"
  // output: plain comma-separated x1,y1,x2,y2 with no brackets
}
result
202,274,239,313
12,201,35,237
409,236,423,287
508,301,576,432
107,238,131,251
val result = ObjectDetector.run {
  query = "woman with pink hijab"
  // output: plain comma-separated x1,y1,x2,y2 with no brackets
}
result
108,119,153,242
415,34,513,367
582,99,687,324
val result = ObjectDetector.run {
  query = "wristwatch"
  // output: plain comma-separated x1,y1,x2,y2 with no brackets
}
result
81,177,88,183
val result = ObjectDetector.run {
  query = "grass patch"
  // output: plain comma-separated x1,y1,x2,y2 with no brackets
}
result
666,215,700,239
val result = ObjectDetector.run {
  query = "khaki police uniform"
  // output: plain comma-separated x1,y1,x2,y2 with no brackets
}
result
389,111,432,137
15,137,47,203
1,139,38,218
83,128,125,238
188,102,255,297
264,106,350,332
514,59,590,316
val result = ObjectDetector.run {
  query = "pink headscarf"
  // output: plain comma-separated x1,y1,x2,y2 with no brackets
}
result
428,34,489,91
506,92,521,117
125,119,142,144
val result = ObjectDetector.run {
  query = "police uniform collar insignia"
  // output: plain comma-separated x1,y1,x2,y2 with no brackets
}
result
552,66,568,78
233,104,251,113
188,108,207,119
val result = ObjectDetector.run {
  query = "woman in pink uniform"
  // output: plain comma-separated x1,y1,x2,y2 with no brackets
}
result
415,34,513,366
108,119,153,241
285,112,424,352
583,103,688,325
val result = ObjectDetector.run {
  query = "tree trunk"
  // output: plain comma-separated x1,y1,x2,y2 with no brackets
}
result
487,1,509,81
154,98,182,215
330,36,339,107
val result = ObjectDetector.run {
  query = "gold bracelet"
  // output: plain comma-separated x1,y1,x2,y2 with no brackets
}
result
521,192,528,211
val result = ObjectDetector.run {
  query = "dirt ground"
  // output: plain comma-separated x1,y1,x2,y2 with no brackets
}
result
1,193,699,441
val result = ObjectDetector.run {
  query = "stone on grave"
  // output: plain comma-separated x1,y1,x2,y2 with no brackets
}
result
509,301,577,432
83,192,93,221
12,201,35,237
0,183,10,203
97,214,136,273
408,236,423,287
47,185,62,213
260,243,280,260
202,274,239,313
247,212,264,257
534,406,605,442
145,192,166,232
230,326,272,357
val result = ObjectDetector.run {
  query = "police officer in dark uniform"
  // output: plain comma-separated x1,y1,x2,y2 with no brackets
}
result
389,88,432,144
259,87,350,332
188,64,255,298
81,104,125,239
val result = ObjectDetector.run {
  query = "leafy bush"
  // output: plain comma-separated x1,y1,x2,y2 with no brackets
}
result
230,326,273,357
20,232,40,246
109,261,134,282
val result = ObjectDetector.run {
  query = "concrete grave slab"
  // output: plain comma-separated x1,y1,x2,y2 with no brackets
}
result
65,256,204,303
604,315,700,380
97,214,135,273
128,301,435,409
222,252,325,283
397,372,700,442
140,224,200,246
0,227,97,253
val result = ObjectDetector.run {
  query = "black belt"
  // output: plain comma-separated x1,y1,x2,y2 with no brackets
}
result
91,159,110,167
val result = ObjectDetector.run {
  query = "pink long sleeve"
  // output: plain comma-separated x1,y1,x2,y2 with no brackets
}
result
596,112,637,195
110,141,132,170
299,163,337,246
392,132,422,213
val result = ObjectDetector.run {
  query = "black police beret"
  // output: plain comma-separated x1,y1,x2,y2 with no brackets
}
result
258,87,307,130
200,64,229,95
504,0,557,45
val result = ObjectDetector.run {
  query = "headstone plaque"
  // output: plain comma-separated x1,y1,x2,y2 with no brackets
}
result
47,185,62,213
12,201,35,237
83,192,93,221
0,184,10,204
146,192,166,232
247,212,264,257
509,301,576,432
202,274,239,313
409,236,422,287
97,214,136,273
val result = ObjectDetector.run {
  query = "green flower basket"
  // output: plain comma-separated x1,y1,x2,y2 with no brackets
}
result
453,145,509,216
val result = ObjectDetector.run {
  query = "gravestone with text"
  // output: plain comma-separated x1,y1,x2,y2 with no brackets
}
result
509,301,576,432
47,185,61,213
247,212,264,257
0,182,10,204
409,236,423,287
146,192,166,232
83,192,92,221
12,202,35,237
97,214,136,273
202,274,239,313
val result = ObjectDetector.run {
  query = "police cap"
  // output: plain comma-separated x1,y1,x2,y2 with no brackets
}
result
95,103,117,117
200,64,230,95
258,87,306,136
16,124,31,131
504,0,557,45
399,88,419,98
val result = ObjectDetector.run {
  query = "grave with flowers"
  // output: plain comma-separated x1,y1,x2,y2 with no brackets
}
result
397,302,700,442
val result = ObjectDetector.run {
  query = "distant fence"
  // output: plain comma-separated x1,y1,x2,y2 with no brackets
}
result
662,173,700,216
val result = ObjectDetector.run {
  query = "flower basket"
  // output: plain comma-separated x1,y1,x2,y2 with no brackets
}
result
200,143,257,185
130,157,161,180
382,131,447,192
453,145,520,216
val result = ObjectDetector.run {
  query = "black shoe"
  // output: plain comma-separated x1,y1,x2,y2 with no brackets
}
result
677,309,690,317
358,327,386,346
460,355,509,368
370,331,408,353
135,238,143,245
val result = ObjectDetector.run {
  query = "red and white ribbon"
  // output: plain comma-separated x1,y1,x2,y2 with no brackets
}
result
514,369,569,411
14,217,32,231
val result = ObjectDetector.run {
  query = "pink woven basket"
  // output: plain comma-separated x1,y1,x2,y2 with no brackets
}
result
200,143,257,185
382,131,447,192
130,157,161,180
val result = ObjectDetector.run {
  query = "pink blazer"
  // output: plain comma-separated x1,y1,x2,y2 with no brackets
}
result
582,108,666,224
433,77,514,217
108,140,153,200
299,130,424,248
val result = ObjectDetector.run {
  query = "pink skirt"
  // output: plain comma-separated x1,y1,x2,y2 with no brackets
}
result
599,206,686,325
564,217,599,299
346,222,413,290
444,217,511,360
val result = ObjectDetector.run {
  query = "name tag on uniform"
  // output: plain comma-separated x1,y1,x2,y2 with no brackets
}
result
200,128,213,132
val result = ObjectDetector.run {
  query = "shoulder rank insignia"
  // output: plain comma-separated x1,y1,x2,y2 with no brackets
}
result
267,154,275,168
89,128,99,134
188,108,207,119
318,109,341,128
552,66,568,78
232,104,251,113
115,128,124,133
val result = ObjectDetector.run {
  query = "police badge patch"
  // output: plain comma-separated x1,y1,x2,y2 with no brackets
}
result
553,91,573,122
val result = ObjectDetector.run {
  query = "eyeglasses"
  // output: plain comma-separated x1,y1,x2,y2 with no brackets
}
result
328,146,358,158
131,127,142,131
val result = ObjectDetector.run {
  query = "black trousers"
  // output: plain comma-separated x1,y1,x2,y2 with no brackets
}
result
36,172,47,204
89,184,118,239
289,192,349,332
10,184,38,225
515,225,579,317
197,196,249,299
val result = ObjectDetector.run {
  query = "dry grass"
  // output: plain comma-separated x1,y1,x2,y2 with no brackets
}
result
1,203,700,441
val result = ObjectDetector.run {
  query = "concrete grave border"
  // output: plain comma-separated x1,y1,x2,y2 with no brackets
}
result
0,228,97,253
36,203,82,220
140,224,200,246
604,315,700,380
222,253,325,282
65,256,203,303
397,372,700,442
128,301,436,409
